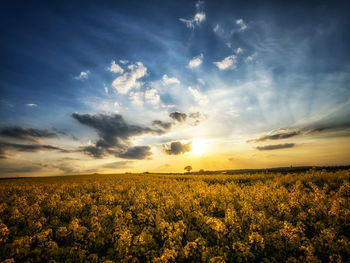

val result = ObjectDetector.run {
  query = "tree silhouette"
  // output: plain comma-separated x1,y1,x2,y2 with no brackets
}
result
184,165,192,173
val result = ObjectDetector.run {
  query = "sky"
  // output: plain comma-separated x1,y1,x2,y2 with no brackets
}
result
0,0,350,176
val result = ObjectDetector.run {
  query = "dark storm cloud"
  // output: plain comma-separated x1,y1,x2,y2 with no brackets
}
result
152,120,173,131
256,143,295,151
72,113,166,159
169,111,187,122
164,141,192,155
0,126,58,141
82,145,105,158
118,146,152,160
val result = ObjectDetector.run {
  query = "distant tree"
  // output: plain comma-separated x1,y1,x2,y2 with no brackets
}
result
184,166,192,173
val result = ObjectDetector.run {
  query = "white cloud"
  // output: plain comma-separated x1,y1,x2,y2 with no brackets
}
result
109,60,124,74
129,92,144,107
26,103,37,107
179,1,205,29
245,53,257,62
214,55,237,70
213,24,220,33
162,74,180,85
197,78,205,85
179,13,206,29
189,54,203,69
195,0,204,9
119,60,128,64
188,86,209,106
145,89,160,108
112,62,147,94
114,102,120,112
228,107,240,118
104,85,108,94
236,48,243,54
74,71,89,80
236,19,247,32
194,13,206,23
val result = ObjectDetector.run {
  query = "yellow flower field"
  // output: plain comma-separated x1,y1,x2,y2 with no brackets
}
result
0,170,349,262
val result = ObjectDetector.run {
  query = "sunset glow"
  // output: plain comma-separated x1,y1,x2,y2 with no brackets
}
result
0,0,349,177
191,139,208,156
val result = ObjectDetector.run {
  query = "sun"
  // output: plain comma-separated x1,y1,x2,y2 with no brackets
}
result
191,138,208,156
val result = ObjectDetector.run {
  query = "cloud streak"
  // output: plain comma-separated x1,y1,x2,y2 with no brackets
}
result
248,121,350,143
248,129,301,143
0,141,67,158
0,127,58,141
256,143,295,151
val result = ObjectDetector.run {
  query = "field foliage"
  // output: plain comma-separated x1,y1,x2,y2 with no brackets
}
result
0,170,349,262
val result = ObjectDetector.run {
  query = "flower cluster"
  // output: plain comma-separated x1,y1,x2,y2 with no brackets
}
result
0,170,349,262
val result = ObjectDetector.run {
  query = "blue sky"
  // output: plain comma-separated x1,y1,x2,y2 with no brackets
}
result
0,0,350,176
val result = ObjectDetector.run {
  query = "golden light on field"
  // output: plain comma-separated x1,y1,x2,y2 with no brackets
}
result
191,138,208,156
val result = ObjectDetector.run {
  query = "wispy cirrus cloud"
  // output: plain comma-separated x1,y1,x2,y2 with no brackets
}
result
188,86,209,106
245,53,257,63
74,70,89,80
236,18,247,32
179,1,205,29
